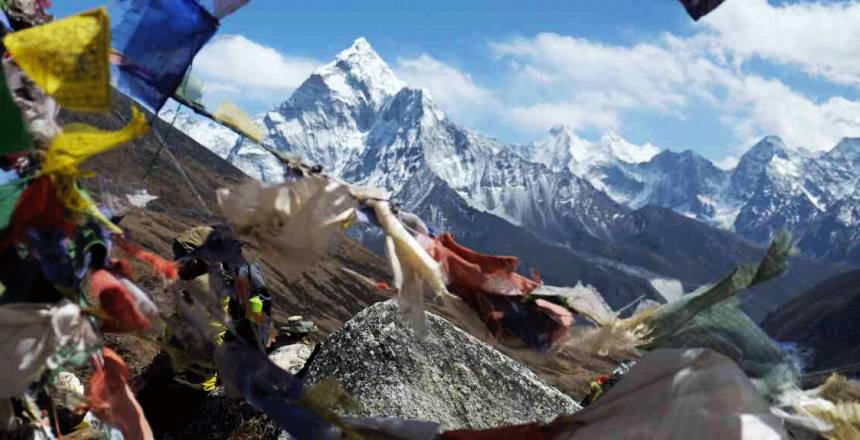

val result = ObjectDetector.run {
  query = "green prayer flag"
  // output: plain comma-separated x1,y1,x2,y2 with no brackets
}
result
640,231,794,350
0,178,25,231
0,69,31,154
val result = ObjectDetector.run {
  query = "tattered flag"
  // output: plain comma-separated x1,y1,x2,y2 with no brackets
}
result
213,101,266,143
108,0,218,113
3,7,111,112
0,63,31,153
212,0,250,19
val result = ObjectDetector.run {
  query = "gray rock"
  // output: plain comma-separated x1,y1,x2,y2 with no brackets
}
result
304,300,580,431
269,343,314,374
281,315,317,336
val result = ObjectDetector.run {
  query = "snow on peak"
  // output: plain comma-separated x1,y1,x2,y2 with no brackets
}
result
549,124,573,137
164,35,860,265
599,132,660,164
827,137,860,162
349,36,373,53
518,127,661,174
315,37,405,105
734,136,791,177
744,136,789,160
837,137,860,149
761,135,785,145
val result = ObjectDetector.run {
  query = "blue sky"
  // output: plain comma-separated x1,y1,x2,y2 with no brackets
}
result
54,1,860,166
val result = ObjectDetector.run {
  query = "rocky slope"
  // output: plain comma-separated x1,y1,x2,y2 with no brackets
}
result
762,268,860,378
70,93,391,338
51,92,398,439
76,91,622,395
304,300,580,430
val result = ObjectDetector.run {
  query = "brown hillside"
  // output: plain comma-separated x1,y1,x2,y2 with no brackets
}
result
65,94,608,399
63,96,390,370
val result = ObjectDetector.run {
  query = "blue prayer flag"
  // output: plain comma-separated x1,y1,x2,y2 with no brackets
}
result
108,0,218,113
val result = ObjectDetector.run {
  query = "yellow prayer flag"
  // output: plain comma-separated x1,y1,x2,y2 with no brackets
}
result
40,106,148,234
51,174,123,234
3,7,111,112
42,106,149,176
213,101,266,143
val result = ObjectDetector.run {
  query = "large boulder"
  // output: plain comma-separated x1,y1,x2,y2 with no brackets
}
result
304,300,580,431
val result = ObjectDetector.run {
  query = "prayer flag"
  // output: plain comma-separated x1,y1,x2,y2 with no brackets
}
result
212,0,249,19
678,0,727,21
3,0,52,28
42,106,149,176
216,176,356,275
3,7,111,112
213,101,266,143
1,175,74,250
0,301,98,399
108,0,218,113
0,67,31,153
89,348,154,440
173,72,209,115
41,106,147,233
0,177,25,231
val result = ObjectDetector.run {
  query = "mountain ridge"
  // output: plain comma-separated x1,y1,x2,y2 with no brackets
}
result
522,124,860,262
163,37,850,316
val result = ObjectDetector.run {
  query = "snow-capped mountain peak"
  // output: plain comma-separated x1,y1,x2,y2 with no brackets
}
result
315,37,404,110
825,137,860,163
513,125,578,172
257,40,626,244
514,126,661,175
729,136,792,201
745,136,789,160
262,38,416,176
168,37,860,267
598,132,660,165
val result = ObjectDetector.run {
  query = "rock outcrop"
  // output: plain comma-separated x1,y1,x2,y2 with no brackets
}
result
304,300,580,431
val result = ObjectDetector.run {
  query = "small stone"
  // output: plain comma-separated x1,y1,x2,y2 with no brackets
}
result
268,343,315,374
280,318,317,336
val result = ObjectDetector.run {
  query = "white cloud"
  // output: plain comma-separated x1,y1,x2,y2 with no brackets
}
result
714,155,739,170
492,34,693,111
394,54,495,125
487,33,732,135
488,29,860,152
185,13,860,158
703,0,860,88
723,75,860,150
507,102,619,133
201,81,241,95
193,34,319,91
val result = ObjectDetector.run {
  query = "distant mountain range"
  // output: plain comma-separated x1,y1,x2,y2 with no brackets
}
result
163,38,852,316
516,130,860,262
